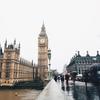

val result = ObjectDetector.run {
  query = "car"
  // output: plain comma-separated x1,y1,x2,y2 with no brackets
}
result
76,74,83,81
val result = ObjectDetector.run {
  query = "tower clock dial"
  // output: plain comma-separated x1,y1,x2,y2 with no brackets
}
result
40,39,45,44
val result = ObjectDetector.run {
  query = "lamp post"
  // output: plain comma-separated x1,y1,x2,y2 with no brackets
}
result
48,49,51,80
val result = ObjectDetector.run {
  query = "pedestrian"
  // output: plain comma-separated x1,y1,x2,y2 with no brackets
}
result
83,71,89,88
71,72,77,84
57,75,61,83
54,75,57,82
65,74,69,86
61,75,64,88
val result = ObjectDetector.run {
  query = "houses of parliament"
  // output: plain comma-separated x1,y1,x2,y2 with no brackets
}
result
0,23,49,86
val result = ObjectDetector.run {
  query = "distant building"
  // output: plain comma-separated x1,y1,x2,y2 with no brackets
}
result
67,51,100,74
0,40,33,86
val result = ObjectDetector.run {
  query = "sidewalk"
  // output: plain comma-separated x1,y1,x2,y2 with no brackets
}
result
57,80,74,100
36,79,65,100
36,79,74,100
36,79,99,100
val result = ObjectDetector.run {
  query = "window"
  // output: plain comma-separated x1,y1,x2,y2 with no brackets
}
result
6,62,10,79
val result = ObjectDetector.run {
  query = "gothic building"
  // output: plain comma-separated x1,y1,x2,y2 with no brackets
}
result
67,51,100,74
0,23,49,86
0,40,33,86
37,23,48,80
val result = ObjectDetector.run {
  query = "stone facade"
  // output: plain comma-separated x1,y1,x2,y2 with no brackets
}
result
0,24,49,86
67,51,100,74
38,23,48,80
0,40,33,86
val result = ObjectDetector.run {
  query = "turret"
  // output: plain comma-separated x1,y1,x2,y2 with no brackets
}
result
77,51,81,57
41,22,46,32
4,40,20,55
39,22,47,37
14,39,16,46
96,51,99,56
0,44,3,55
18,43,20,49
86,51,90,57
4,39,7,48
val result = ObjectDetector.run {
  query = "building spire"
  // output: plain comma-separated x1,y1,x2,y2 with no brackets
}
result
97,51,99,56
77,51,81,57
14,39,16,45
5,39,7,48
18,43,20,49
86,51,90,57
41,21,46,32
0,43,2,55
39,21,47,37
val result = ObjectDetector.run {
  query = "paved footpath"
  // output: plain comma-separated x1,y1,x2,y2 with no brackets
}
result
36,79,74,100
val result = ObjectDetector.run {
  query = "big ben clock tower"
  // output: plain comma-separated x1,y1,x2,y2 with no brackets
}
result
38,23,48,80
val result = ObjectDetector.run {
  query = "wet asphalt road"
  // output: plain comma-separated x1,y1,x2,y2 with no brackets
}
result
60,80,100,100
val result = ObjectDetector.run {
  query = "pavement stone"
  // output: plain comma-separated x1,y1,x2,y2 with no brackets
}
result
36,79,65,100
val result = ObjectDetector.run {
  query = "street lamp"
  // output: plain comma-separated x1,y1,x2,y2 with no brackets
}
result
48,49,51,80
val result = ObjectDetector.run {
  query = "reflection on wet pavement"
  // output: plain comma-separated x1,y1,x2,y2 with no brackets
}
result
62,81,100,100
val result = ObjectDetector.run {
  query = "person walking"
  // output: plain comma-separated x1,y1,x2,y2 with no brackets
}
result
54,75,57,82
71,72,77,84
57,75,61,83
65,73,69,86
60,75,64,89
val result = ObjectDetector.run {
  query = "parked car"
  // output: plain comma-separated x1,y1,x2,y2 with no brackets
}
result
76,74,83,81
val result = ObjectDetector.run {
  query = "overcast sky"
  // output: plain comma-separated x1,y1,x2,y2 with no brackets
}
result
0,0,100,72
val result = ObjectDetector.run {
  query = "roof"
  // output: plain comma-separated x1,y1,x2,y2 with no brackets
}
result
39,23,47,37
67,53,100,67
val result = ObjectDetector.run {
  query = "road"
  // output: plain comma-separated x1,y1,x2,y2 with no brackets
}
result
58,80,100,100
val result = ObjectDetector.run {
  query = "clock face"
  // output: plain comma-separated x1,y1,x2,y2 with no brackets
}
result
40,39,45,44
